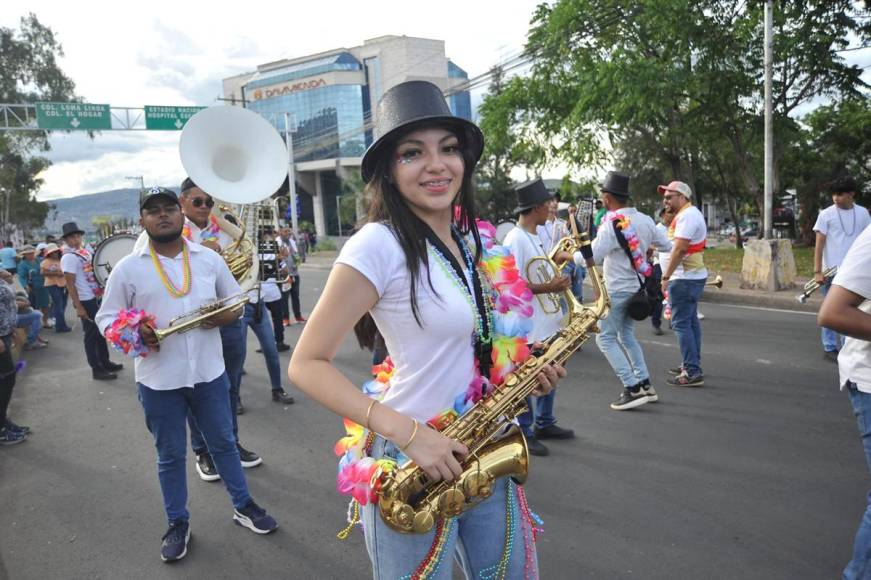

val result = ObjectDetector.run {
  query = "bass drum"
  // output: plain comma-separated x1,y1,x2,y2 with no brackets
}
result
91,233,138,287
494,221,516,244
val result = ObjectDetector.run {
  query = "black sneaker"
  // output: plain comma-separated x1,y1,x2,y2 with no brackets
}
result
637,379,658,403
195,453,221,482
5,419,31,434
0,426,27,446
237,443,263,468
534,424,575,440
105,361,124,372
271,389,295,405
233,500,278,534
160,519,190,563
610,388,651,411
667,372,704,388
824,350,839,363
525,435,549,456
276,343,291,352
235,401,245,415
652,326,664,336
668,366,684,375
92,369,117,381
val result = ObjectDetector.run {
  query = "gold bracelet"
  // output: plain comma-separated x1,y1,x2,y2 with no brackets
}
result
400,419,419,451
365,399,377,431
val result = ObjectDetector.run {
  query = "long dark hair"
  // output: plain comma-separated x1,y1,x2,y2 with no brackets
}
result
353,121,483,349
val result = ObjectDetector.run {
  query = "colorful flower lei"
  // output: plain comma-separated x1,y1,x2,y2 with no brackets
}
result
182,215,221,244
334,219,534,515
105,308,157,358
605,211,652,277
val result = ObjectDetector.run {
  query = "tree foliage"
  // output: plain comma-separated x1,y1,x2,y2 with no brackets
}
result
479,0,870,243
0,13,78,239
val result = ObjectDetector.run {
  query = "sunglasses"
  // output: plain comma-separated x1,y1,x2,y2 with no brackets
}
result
191,197,214,208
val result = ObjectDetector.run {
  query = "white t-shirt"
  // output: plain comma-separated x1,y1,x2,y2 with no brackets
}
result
503,226,563,343
335,223,478,423
60,249,97,301
833,226,871,393
655,223,671,271
814,204,871,270
536,219,568,253
669,205,708,281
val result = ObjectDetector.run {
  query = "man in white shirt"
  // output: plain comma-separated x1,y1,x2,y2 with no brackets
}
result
817,224,871,579
96,187,278,563
649,206,676,335
814,176,871,361
593,172,671,410
660,181,708,388
60,222,122,381
504,178,575,457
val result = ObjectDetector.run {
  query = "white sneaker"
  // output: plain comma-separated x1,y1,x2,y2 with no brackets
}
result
697,311,705,320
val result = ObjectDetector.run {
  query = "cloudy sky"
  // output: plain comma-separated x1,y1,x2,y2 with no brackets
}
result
4,1,544,200
4,2,869,201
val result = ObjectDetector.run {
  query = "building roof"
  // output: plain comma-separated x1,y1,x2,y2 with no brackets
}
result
247,52,361,90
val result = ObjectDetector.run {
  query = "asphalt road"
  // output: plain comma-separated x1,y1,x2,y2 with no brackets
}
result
0,266,864,579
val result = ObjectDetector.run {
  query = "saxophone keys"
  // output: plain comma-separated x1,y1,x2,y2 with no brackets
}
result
463,471,494,499
412,509,435,534
437,488,466,516
391,502,415,532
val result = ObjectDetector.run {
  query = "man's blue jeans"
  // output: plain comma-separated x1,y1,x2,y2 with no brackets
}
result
668,278,706,377
821,279,846,353
595,289,650,388
242,301,282,391
189,319,246,455
137,373,252,524
47,286,70,332
846,383,871,579
519,392,556,437
16,311,42,345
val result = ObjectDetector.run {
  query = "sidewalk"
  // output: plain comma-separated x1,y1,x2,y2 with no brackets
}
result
301,252,822,313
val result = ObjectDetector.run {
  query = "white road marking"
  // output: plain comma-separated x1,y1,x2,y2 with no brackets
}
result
713,303,817,316
756,358,772,365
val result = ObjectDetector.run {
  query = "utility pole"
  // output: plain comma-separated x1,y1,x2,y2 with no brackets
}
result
125,176,145,191
284,113,299,238
763,0,774,239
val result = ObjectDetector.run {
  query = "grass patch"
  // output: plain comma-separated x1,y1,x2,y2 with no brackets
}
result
704,245,814,278
313,238,338,251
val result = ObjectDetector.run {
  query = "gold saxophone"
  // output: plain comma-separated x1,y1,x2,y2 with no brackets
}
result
377,231,610,533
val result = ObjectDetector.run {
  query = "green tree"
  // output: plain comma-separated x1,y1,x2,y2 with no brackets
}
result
0,13,78,239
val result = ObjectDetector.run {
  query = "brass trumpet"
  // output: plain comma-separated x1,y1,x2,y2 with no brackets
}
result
795,266,836,304
153,292,250,342
707,275,723,289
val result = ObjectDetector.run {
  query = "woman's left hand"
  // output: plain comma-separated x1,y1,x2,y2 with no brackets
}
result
531,362,567,397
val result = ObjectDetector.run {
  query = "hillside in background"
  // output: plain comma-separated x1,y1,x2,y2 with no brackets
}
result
42,188,177,234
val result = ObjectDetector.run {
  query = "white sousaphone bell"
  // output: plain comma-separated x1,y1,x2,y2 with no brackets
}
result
179,105,289,293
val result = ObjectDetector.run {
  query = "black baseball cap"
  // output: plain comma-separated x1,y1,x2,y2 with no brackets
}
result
139,186,180,210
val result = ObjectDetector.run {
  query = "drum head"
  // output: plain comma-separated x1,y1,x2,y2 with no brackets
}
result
92,233,138,287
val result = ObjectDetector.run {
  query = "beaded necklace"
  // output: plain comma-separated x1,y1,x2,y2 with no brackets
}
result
149,241,192,298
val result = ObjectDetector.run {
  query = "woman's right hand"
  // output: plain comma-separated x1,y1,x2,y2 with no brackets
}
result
399,420,468,483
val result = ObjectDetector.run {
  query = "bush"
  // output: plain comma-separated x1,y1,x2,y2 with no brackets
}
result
314,238,337,251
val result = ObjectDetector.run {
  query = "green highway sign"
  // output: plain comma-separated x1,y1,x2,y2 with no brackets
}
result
36,102,111,130
144,105,205,130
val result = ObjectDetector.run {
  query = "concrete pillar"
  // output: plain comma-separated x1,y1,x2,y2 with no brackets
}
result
740,239,796,291
312,171,327,239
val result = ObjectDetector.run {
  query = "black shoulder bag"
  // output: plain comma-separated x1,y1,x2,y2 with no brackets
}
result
612,219,653,321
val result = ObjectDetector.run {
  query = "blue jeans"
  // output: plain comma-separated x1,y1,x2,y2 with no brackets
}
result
360,436,539,579
568,261,585,303
846,383,871,579
821,279,846,352
189,319,246,455
519,392,556,436
242,301,282,391
595,289,650,388
668,278,706,377
47,286,70,331
16,311,42,345
137,373,251,524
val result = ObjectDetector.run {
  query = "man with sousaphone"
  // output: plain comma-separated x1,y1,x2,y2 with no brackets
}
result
96,187,279,562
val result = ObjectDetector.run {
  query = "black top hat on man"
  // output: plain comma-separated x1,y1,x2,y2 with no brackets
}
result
61,222,85,238
513,178,554,214
139,186,180,210
600,171,632,198
360,80,484,184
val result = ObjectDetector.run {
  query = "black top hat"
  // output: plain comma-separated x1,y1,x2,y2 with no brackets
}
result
360,80,484,183
513,179,554,214
139,186,180,210
600,171,632,198
61,222,85,238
